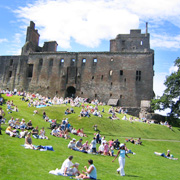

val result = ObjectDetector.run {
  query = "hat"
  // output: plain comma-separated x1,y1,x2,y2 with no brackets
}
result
80,138,83,141
167,150,170,152
72,138,76,141
120,143,124,147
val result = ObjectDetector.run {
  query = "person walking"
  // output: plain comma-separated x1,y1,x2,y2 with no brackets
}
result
112,143,130,176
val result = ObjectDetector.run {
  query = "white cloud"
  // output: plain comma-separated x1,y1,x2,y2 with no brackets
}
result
0,38,8,43
13,0,140,49
12,0,180,50
151,34,180,49
153,72,167,97
169,65,178,74
153,62,178,97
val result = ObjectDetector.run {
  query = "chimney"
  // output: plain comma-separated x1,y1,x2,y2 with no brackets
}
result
146,22,148,34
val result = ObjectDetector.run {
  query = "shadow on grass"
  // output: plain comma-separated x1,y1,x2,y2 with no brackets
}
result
126,174,142,178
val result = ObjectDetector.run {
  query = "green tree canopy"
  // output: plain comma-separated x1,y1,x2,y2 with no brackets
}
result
151,58,180,118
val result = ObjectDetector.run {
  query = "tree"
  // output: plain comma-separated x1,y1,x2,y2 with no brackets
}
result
151,58,180,119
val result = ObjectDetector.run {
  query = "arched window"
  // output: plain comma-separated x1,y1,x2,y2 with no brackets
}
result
109,70,113,76
82,58,86,66
49,59,53,66
60,59,64,66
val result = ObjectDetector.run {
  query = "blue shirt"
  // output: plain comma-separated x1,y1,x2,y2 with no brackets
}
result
88,164,97,179
119,149,126,158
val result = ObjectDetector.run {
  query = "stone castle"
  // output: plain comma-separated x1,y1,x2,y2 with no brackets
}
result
0,21,154,116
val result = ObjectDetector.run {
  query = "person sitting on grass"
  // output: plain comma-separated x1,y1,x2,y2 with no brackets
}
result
39,127,49,139
75,159,97,180
124,143,136,155
82,141,90,151
154,150,178,160
59,156,77,176
109,146,114,156
24,132,36,149
135,137,142,145
5,125,17,137
104,142,109,156
51,127,59,137
19,128,28,138
64,130,71,139
76,138,83,150
32,126,39,139
68,138,77,150
26,120,33,130
20,119,26,129
98,142,105,155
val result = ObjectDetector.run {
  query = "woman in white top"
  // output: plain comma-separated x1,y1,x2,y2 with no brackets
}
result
76,159,97,179
39,127,48,139
112,143,130,176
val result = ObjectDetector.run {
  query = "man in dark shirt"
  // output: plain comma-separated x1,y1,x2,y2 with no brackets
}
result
32,126,39,138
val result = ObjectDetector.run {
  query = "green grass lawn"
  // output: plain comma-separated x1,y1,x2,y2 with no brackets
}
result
0,94,180,180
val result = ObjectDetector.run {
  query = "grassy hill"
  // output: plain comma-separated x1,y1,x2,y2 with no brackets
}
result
0,94,180,180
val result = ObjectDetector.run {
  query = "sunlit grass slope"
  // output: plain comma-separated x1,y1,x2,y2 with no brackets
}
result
0,94,180,180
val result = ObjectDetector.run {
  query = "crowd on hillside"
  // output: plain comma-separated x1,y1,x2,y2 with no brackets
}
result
0,88,178,179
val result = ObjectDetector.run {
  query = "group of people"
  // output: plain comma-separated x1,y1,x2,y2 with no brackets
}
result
79,105,103,118
125,137,143,145
49,156,97,179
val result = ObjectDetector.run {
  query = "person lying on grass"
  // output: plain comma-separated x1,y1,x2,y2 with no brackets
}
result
154,150,178,160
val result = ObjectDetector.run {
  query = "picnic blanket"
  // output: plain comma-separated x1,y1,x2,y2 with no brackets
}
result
22,145,54,151
6,94,12,97
36,105,47,108
49,168,72,176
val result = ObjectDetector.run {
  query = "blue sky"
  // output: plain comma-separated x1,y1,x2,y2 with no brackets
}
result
0,0,180,115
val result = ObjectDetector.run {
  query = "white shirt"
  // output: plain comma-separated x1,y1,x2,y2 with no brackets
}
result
99,144,104,151
60,158,73,174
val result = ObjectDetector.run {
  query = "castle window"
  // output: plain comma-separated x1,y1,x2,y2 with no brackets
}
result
109,70,113,76
9,71,12,78
10,59,13,66
111,82,113,86
71,58,75,66
56,91,58,94
120,95,122,98
120,70,123,76
110,93,112,97
122,40,125,46
101,75,103,80
92,76,94,80
49,59,53,66
93,58,97,66
95,94,97,98
39,59,43,66
82,58,86,66
60,59,64,66
27,64,33,78
132,46,136,50
81,92,83,95
136,70,141,81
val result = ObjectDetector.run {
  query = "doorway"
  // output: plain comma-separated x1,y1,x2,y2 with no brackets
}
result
65,86,76,98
